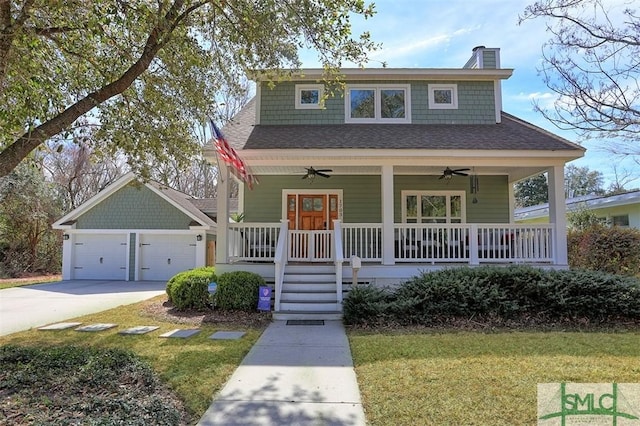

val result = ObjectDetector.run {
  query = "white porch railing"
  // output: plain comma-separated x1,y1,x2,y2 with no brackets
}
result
230,222,554,265
333,220,344,304
228,222,281,262
393,223,553,264
288,229,333,262
342,223,383,261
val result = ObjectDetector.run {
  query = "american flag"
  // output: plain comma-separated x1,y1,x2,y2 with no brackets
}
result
209,119,257,189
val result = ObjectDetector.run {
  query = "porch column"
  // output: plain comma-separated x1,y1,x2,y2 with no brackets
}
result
61,232,74,280
381,164,395,265
548,165,568,266
215,165,230,264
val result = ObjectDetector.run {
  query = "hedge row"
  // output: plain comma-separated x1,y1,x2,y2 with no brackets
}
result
343,266,640,326
568,225,640,277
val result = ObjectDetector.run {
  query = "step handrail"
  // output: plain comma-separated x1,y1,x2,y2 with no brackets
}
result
273,219,289,311
333,220,344,305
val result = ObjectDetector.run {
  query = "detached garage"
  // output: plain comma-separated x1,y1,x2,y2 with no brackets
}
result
53,173,217,281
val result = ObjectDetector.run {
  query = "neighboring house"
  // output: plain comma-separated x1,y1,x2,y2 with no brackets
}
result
515,190,640,228
53,172,218,281
205,46,585,319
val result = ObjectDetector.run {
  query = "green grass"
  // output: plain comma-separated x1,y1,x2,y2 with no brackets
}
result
0,295,267,419
0,274,61,289
348,330,640,425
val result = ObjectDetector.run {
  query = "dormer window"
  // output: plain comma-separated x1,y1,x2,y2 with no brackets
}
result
345,84,411,123
428,84,458,109
295,84,323,109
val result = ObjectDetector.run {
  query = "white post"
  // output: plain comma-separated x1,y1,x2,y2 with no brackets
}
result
548,165,568,266
381,164,395,265
215,165,230,265
469,224,479,265
195,233,206,267
61,233,73,280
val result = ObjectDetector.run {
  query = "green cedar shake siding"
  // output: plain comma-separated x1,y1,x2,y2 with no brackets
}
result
259,81,495,125
243,175,382,223
76,184,194,229
394,175,510,223
482,50,497,69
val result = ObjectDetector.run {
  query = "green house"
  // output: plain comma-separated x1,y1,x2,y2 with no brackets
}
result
206,46,585,320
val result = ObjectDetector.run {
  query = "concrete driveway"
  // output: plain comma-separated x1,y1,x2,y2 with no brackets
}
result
0,280,166,336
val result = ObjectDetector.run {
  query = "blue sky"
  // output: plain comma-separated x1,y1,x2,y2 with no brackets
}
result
298,0,639,189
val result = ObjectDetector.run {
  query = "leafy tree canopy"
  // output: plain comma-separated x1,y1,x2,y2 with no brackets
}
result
514,173,548,208
0,0,378,178
520,0,640,158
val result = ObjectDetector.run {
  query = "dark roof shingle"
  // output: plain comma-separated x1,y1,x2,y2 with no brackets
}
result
223,99,584,153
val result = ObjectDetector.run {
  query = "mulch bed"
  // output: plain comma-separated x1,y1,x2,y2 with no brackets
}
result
140,298,273,329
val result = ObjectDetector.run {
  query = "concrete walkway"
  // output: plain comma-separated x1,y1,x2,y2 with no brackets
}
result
0,280,166,336
198,320,366,426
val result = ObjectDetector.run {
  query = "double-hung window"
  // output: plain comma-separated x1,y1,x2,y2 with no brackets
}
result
346,84,411,123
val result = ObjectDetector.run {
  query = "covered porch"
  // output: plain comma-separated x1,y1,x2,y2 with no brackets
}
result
210,158,571,318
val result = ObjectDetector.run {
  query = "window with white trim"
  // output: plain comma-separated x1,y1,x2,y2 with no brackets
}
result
401,191,465,223
295,84,324,109
611,214,629,227
345,84,411,123
428,84,458,109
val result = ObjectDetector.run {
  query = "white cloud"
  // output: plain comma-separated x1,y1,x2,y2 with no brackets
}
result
370,27,479,62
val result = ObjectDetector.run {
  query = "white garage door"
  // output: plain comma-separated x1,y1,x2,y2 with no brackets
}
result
72,234,128,280
139,234,197,281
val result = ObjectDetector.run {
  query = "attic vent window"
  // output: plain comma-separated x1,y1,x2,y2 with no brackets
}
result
428,84,458,109
295,84,324,109
345,84,411,124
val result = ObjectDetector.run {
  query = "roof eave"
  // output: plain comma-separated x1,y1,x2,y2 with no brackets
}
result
249,68,514,81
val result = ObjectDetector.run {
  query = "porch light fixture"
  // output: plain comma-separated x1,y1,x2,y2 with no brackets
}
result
196,234,203,241
63,234,70,240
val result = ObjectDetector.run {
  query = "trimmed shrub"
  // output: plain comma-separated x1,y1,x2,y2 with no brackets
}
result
215,271,265,311
343,285,394,325
544,269,640,319
568,225,640,277
166,267,216,310
343,265,640,326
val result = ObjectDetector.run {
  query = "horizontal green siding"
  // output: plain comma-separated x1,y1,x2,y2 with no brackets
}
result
76,184,194,229
129,233,136,281
260,80,496,125
465,176,510,223
243,175,381,223
245,175,509,223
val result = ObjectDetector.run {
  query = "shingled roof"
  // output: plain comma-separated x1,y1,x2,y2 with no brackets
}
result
222,98,584,153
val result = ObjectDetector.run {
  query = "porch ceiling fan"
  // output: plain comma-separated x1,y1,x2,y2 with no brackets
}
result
302,166,332,180
439,167,471,180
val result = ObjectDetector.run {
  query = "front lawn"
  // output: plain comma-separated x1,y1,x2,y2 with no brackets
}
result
0,295,270,423
349,330,640,425
0,274,61,289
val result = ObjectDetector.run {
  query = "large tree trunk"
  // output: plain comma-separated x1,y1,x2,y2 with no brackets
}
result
0,0,188,177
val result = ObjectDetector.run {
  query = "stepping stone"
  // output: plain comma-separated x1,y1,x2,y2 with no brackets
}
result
210,331,246,340
159,329,200,338
38,322,82,331
119,326,159,335
75,323,117,332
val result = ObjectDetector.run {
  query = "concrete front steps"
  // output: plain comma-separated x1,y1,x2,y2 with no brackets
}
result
272,266,345,321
